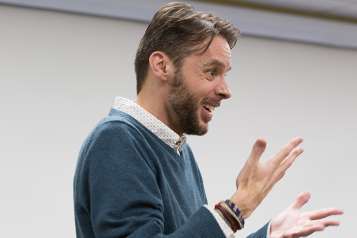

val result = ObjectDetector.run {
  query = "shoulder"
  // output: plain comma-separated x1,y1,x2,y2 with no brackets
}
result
92,108,144,141
79,109,150,159
76,109,155,172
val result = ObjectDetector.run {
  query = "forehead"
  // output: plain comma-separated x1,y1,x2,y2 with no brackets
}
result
189,35,231,69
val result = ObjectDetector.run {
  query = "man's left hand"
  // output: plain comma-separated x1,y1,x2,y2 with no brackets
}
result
269,191,343,238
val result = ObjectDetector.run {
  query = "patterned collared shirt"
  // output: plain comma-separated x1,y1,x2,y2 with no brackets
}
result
113,97,187,155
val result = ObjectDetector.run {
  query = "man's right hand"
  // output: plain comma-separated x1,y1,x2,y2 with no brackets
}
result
230,137,304,219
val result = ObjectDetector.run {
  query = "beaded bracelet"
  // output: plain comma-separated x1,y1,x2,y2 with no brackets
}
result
225,199,245,228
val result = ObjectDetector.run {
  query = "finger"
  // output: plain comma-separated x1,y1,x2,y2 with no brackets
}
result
275,147,304,177
308,207,344,220
283,223,323,238
313,219,341,227
269,137,303,167
301,219,341,236
247,138,267,164
299,224,325,237
288,190,311,210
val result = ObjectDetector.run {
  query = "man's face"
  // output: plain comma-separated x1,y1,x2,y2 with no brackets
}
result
168,35,232,135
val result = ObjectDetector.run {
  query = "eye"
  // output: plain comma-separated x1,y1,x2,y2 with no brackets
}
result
207,69,216,79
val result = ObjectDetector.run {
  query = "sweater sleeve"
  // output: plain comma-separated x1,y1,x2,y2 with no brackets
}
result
246,221,270,238
74,121,226,238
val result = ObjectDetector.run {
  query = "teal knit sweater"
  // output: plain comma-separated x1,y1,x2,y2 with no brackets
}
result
73,109,269,238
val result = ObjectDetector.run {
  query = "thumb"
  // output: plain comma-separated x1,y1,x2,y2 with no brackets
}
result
289,190,311,210
247,138,267,164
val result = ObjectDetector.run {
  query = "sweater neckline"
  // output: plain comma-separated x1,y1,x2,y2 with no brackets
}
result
108,108,187,163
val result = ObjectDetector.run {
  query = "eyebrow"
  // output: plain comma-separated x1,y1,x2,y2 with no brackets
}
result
202,60,232,71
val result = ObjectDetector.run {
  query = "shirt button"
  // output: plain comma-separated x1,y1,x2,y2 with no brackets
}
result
176,140,181,145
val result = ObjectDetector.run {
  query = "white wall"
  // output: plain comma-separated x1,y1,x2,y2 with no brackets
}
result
0,4,356,238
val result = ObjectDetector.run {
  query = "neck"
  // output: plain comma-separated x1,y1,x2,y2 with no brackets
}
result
136,84,183,136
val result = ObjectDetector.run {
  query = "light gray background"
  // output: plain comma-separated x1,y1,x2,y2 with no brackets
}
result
0,4,356,238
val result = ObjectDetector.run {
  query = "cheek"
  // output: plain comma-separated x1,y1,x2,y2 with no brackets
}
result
200,81,216,96
181,71,214,96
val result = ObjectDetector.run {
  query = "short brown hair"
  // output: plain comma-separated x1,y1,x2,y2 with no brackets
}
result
134,2,241,94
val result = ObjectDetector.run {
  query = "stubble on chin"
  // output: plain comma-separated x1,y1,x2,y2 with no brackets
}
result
168,71,209,136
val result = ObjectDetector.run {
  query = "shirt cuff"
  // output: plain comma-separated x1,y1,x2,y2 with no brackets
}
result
204,205,235,238
266,220,272,238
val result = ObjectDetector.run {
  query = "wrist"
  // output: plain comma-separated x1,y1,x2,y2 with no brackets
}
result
230,193,254,219
269,217,284,238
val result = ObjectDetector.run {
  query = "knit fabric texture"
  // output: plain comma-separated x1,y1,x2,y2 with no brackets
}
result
247,222,270,238
73,108,269,238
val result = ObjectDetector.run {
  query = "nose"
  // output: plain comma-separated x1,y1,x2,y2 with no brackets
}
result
214,77,232,99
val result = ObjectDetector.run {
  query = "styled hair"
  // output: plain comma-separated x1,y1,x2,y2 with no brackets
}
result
134,2,241,94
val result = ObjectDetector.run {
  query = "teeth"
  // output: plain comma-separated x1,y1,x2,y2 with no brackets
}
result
203,103,215,112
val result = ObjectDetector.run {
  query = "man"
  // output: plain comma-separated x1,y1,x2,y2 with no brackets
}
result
74,2,343,238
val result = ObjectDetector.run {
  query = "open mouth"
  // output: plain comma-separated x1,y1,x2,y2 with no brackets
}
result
202,103,215,113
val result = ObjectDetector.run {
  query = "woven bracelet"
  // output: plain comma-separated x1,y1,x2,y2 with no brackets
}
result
219,202,243,231
225,199,245,228
214,204,237,232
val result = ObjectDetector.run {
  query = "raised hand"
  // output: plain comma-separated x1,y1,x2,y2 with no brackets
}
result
231,137,304,218
269,191,343,238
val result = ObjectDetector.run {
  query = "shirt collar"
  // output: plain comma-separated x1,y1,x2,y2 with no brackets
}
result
113,97,187,154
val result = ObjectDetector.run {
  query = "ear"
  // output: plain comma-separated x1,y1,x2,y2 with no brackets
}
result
148,51,174,81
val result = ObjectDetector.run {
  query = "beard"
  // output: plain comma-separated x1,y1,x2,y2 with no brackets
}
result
168,69,211,136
